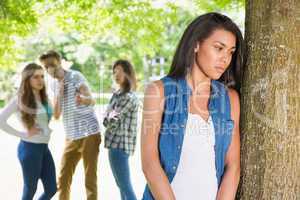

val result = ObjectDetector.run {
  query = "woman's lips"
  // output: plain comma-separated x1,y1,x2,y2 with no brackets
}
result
215,66,225,73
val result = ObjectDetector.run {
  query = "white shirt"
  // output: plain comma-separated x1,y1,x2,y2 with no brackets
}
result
171,113,218,200
0,97,52,144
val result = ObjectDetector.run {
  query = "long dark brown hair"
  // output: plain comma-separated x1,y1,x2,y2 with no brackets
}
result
168,12,244,91
18,63,48,129
113,59,137,93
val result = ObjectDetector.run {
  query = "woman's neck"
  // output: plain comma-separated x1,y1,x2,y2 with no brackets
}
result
187,67,211,96
32,89,41,102
117,84,127,93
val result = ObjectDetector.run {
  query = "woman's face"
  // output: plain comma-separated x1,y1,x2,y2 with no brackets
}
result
113,65,126,86
194,29,236,80
29,69,45,91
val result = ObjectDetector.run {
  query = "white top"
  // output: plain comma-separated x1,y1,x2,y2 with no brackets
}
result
171,113,218,200
0,97,52,144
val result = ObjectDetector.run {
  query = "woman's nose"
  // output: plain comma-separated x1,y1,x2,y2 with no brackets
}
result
221,54,229,64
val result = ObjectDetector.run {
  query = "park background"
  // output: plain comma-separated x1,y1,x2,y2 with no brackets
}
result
0,0,299,199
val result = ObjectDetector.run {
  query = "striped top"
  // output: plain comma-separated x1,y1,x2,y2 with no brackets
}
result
58,70,100,140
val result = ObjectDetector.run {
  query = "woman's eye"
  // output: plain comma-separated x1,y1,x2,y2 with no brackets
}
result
215,46,223,51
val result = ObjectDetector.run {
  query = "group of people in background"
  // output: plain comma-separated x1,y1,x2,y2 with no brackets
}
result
0,52,139,200
0,12,243,200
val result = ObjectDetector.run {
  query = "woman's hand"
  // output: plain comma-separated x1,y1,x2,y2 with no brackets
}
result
26,126,41,137
107,110,120,120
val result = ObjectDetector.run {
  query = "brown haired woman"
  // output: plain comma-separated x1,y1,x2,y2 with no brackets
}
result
0,63,57,200
103,59,139,200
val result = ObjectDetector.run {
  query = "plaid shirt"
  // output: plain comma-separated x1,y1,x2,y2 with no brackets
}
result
103,90,139,155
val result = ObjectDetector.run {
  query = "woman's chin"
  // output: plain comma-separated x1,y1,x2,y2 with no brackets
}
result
210,73,222,80
33,86,44,91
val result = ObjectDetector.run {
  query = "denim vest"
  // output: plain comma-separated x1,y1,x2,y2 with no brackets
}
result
142,76,234,200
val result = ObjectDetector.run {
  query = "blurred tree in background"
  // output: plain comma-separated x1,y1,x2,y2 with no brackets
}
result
0,0,244,99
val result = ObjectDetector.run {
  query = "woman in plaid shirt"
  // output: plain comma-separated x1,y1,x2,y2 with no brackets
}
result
103,59,139,200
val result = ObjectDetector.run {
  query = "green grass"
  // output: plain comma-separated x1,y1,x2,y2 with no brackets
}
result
95,97,110,105
0,100,4,108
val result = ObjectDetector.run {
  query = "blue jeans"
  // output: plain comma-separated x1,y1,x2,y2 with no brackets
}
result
108,148,137,200
17,140,57,200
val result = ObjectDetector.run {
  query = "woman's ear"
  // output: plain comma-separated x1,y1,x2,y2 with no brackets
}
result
194,43,200,53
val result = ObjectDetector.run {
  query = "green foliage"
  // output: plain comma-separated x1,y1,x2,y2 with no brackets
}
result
0,0,245,94
96,97,110,105
0,99,4,108
0,69,16,101
0,0,41,69
194,0,245,12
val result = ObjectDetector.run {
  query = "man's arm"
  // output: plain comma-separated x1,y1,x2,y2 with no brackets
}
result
73,71,95,106
76,84,95,106
53,80,64,119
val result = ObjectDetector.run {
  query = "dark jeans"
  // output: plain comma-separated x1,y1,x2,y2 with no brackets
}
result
108,148,137,200
17,140,57,200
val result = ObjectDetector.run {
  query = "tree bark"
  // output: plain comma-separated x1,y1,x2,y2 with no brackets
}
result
238,0,300,199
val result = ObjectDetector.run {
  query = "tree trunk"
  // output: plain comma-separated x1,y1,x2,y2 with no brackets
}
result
238,0,300,199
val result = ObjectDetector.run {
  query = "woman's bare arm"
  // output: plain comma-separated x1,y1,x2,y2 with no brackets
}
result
141,80,176,200
216,88,241,200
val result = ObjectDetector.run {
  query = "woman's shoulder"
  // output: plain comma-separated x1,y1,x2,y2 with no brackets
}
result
227,88,239,100
142,80,165,114
227,88,240,115
144,80,164,99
